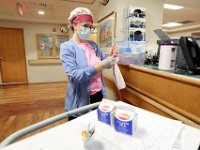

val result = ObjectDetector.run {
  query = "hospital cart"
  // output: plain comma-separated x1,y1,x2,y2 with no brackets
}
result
0,102,100,149
0,101,200,150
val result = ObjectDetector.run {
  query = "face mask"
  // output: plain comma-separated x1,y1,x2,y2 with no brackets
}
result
77,26,91,40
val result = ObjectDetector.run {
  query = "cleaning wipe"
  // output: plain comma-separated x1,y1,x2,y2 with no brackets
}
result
97,99,116,125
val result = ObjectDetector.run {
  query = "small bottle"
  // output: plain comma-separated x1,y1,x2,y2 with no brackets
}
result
81,122,95,147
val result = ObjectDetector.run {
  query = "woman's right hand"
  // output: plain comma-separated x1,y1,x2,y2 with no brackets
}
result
101,56,116,69
95,56,117,72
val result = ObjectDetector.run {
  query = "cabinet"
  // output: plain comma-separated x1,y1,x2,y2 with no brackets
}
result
123,7,146,41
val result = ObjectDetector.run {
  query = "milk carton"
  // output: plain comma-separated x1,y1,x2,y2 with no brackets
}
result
97,99,116,125
114,105,137,135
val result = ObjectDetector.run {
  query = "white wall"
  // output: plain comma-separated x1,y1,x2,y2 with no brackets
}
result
98,0,164,53
98,0,164,100
0,20,67,83
99,0,164,80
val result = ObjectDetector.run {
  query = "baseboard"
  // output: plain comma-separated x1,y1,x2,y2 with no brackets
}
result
28,81,67,85
0,82,28,86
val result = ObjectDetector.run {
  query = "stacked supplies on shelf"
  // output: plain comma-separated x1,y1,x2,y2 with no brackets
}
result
117,40,147,65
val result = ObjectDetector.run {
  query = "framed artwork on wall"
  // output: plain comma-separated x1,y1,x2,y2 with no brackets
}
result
55,35,68,57
37,34,69,58
97,11,117,54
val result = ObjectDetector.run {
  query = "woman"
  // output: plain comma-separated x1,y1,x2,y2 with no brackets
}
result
60,7,118,120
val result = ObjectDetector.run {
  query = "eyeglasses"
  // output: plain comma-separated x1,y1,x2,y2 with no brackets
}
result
81,24,95,31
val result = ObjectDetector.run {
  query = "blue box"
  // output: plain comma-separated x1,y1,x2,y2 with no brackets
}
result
114,108,137,135
97,99,115,125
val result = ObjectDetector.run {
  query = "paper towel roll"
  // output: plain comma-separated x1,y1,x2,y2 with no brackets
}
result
158,45,177,70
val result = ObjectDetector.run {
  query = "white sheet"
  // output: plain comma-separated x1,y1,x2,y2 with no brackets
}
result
1,102,200,150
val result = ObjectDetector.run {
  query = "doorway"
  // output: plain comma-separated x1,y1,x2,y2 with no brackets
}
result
0,27,28,85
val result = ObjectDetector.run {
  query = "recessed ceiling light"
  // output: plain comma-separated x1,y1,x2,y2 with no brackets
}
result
162,22,183,27
164,4,184,10
38,10,45,15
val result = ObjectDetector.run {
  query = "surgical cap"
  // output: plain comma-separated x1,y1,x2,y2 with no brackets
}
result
68,7,93,24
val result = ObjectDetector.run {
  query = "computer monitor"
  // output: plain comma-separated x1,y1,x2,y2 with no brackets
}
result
179,36,200,73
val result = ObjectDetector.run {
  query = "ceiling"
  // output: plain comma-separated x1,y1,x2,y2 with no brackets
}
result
0,0,199,32
0,0,100,24
163,0,200,32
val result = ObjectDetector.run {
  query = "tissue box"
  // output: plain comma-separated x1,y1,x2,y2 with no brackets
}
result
97,99,116,125
114,106,137,135
119,53,145,65
117,41,147,65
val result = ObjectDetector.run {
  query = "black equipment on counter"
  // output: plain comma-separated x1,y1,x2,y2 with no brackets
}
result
154,29,200,74
178,36,200,74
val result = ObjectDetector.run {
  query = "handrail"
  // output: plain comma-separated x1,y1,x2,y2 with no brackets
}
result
0,102,100,149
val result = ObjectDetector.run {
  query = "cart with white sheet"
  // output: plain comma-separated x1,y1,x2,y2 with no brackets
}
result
0,101,200,150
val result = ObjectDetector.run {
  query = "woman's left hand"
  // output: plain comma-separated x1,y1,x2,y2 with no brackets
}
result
110,45,119,57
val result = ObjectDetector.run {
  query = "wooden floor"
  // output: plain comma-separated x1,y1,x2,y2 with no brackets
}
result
0,82,68,142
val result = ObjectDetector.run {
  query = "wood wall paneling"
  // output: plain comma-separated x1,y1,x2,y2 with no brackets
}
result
121,88,174,119
119,64,200,126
